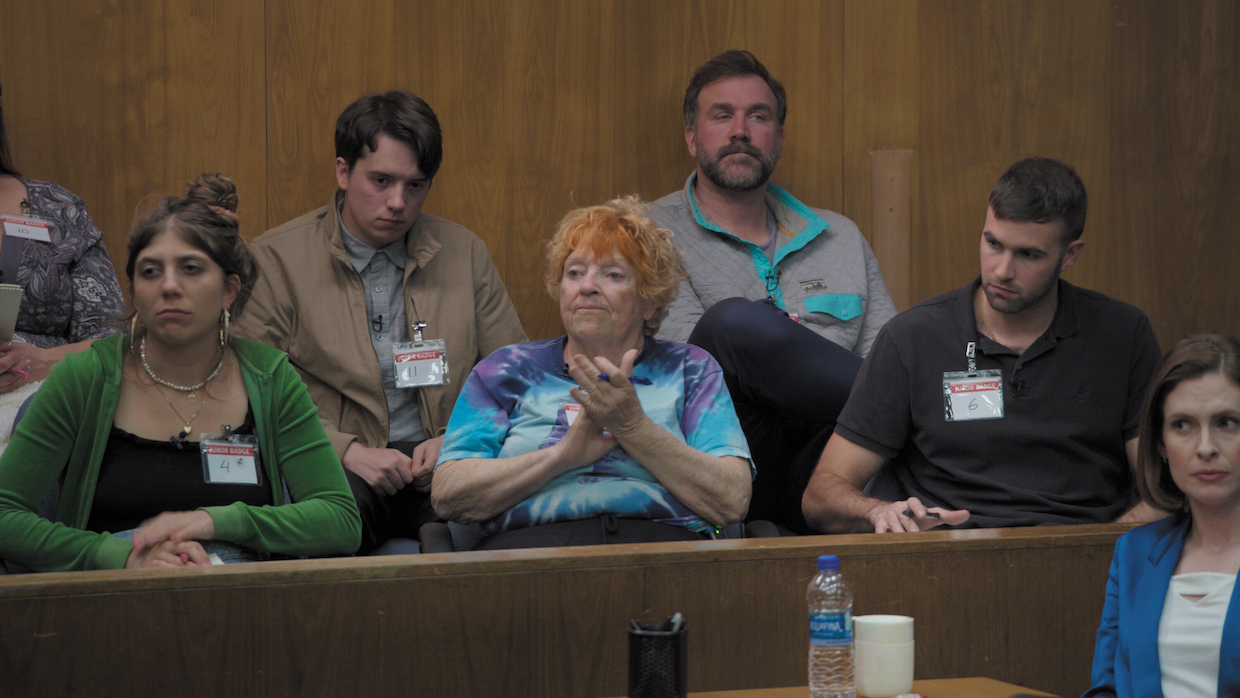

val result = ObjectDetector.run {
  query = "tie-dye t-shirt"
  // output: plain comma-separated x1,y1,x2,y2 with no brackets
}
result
436,336,752,534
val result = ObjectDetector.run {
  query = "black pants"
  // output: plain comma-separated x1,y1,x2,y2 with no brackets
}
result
346,440,441,555
688,298,863,534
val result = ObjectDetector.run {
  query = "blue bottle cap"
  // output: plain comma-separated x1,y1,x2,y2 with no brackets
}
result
817,554,840,571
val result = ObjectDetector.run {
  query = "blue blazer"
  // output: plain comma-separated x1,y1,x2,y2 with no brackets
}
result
1085,514,1240,697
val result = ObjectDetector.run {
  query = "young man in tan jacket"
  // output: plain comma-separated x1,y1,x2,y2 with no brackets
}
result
238,91,526,553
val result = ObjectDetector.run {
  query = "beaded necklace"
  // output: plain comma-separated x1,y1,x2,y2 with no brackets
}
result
140,335,224,404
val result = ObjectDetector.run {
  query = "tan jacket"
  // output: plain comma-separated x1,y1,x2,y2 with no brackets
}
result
237,192,527,458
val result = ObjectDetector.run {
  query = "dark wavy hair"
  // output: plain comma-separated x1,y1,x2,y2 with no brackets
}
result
125,173,257,316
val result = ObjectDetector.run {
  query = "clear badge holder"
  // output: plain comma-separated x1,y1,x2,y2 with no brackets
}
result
943,341,1004,422
943,370,1005,422
2,212,55,244
394,321,449,387
200,425,263,486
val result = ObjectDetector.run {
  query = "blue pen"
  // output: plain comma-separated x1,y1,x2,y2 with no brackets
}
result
594,373,652,386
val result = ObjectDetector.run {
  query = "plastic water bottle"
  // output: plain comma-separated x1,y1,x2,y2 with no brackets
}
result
808,554,855,698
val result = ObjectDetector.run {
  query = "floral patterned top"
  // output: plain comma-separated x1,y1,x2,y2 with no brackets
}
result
10,177,125,348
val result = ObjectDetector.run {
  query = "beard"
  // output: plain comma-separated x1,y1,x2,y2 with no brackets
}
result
695,138,781,192
982,257,1064,316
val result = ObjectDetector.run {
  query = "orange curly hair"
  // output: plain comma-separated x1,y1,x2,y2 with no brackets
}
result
544,195,686,337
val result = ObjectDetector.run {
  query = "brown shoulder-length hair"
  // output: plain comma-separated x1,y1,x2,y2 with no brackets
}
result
125,173,257,316
1135,332,1240,512
543,195,685,337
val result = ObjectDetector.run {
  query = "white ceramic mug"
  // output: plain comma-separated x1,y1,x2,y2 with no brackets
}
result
853,614,914,698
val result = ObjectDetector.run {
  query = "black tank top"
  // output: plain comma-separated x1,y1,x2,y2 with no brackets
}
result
86,408,273,533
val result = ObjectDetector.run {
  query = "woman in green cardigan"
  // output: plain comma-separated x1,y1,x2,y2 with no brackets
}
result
0,174,360,571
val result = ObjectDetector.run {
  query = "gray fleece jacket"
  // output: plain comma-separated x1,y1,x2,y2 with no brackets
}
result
650,172,896,356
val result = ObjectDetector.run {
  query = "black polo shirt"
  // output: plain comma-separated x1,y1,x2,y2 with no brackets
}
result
835,278,1161,527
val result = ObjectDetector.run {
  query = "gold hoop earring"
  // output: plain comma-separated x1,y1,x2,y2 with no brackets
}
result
220,307,231,347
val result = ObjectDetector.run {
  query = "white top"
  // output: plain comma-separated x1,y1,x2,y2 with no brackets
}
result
1158,572,1235,698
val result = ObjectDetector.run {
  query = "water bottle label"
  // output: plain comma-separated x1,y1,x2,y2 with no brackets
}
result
809,610,852,647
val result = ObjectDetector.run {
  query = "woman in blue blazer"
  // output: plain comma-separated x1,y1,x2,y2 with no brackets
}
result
1086,333,1240,698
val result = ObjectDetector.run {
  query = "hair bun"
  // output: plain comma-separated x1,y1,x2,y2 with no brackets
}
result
185,173,238,215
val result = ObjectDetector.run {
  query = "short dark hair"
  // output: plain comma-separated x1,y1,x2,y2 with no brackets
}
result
1135,333,1240,513
335,90,443,180
683,50,787,127
126,173,258,316
0,84,20,177
987,157,1088,244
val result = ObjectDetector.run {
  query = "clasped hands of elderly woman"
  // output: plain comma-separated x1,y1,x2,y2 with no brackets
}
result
563,349,750,527
554,349,681,476
431,351,676,525
566,350,641,441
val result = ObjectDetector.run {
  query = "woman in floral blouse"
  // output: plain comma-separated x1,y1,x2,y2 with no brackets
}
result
0,84,125,395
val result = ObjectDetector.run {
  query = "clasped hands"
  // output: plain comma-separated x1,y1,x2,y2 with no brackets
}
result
344,435,443,496
556,349,645,469
125,510,216,568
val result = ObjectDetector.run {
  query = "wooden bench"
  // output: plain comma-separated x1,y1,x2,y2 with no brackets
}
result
0,524,1130,697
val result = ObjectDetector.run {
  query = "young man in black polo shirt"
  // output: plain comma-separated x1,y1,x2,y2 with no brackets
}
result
802,157,1164,533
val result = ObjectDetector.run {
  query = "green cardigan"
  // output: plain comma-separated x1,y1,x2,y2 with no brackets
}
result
0,334,361,570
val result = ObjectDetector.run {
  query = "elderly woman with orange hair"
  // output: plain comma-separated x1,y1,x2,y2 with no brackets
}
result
431,196,752,549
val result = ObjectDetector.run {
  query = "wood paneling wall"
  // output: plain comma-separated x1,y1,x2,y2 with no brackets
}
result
0,0,1236,344
0,0,268,282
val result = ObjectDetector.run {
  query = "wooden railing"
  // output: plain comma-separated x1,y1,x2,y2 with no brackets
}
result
0,524,1130,697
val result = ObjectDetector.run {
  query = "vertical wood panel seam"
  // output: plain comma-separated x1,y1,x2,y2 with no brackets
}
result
262,0,269,233
840,0,851,223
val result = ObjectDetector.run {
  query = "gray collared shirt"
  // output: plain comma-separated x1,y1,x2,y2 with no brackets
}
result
338,217,426,443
